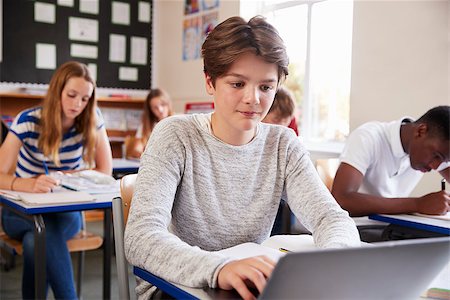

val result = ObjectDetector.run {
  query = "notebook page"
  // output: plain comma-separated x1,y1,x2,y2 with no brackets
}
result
0,189,95,205
216,242,285,262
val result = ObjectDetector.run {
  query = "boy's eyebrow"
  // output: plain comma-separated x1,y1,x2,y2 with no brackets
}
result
224,72,278,83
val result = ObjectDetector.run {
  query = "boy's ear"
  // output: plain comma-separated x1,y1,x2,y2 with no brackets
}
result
204,73,215,95
415,123,428,138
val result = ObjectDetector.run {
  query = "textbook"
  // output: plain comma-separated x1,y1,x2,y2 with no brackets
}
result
0,189,95,206
51,170,119,194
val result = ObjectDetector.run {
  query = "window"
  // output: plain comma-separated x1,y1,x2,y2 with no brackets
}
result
241,0,353,146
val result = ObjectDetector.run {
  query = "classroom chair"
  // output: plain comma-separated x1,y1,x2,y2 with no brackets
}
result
315,158,340,191
0,209,103,298
112,173,136,300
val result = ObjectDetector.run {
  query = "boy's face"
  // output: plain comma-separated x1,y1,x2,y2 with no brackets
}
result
205,52,278,144
408,124,449,172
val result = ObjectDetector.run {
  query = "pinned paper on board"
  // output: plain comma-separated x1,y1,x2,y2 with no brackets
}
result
36,43,56,70
34,2,56,24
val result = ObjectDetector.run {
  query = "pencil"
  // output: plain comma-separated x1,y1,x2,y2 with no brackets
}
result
279,247,291,253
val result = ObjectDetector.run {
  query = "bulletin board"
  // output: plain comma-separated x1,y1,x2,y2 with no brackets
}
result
0,0,153,90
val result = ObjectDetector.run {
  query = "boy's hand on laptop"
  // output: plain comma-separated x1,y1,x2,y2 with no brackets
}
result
417,191,450,215
217,256,275,300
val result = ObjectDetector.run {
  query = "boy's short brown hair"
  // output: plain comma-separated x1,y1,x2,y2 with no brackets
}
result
202,16,289,86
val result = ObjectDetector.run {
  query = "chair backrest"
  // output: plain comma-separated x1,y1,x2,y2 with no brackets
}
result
120,173,137,225
315,158,340,191
112,173,137,300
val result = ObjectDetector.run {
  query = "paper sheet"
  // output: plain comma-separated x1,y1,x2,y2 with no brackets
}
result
0,189,95,205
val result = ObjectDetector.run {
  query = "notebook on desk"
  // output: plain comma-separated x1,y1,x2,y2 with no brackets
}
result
259,237,450,300
0,189,96,206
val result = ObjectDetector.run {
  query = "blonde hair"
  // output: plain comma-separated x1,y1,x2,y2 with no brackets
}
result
141,88,173,143
38,61,97,167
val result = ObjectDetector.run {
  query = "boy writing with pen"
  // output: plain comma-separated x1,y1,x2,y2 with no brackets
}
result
124,16,360,300
0,61,112,299
332,106,450,240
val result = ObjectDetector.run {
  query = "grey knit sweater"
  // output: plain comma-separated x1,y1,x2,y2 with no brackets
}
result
124,113,360,299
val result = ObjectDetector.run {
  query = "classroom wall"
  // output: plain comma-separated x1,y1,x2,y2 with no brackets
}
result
350,0,449,196
152,0,240,113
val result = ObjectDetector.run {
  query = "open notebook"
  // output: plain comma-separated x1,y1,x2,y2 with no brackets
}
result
50,170,119,194
0,189,95,206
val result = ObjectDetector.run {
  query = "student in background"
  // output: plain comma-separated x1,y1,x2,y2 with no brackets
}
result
262,86,298,235
125,88,173,159
125,16,359,300
332,106,450,239
262,86,296,126
0,61,112,299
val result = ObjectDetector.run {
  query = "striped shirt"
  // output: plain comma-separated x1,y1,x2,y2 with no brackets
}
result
9,107,104,178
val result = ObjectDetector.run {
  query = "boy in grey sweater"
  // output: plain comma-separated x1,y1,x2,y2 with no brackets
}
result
124,16,360,300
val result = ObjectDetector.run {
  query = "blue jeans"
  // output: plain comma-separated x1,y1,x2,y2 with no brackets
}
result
2,208,81,300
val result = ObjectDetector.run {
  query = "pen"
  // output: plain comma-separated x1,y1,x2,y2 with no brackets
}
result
442,179,446,191
43,160,49,175
279,247,291,253
43,161,52,193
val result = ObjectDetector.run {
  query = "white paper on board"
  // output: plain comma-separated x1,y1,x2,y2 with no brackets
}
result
57,0,74,7
80,0,99,15
36,43,56,70
138,1,151,23
35,2,56,24
87,63,97,82
112,2,130,25
56,0,73,7
130,36,147,65
69,17,99,42
71,43,98,59
109,34,127,63
119,67,138,82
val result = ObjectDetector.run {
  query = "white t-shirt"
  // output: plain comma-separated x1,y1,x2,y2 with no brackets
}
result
340,118,423,197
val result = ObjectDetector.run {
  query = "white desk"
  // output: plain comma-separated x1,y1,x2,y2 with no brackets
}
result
0,192,118,299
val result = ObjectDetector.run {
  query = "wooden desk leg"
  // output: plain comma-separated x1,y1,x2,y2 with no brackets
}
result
103,208,112,300
33,215,46,299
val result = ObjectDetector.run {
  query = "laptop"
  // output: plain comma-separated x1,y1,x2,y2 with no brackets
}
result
259,237,450,300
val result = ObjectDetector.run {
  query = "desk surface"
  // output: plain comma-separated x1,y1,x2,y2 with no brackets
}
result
112,158,140,173
369,214,450,235
0,192,116,214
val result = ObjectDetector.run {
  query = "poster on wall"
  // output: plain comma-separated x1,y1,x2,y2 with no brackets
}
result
183,17,201,61
182,0,219,61
201,0,219,11
184,0,199,15
201,11,218,43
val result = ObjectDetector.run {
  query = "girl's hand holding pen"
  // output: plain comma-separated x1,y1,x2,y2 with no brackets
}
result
31,174,59,193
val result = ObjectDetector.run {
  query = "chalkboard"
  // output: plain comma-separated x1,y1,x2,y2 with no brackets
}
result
0,0,152,90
